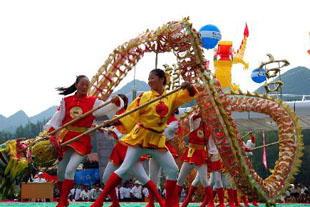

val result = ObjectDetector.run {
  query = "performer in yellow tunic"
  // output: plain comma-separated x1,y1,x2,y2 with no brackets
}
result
91,69,198,207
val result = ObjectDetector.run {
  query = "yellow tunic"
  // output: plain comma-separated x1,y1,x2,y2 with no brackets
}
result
119,88,198,149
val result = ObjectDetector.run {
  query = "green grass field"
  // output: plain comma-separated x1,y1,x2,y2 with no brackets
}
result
0,203,310,207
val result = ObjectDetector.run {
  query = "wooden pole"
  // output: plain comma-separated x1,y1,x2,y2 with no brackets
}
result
61,87,182,147
23,99,114,151
49,100,112,136
253,141,278,150
241,131,251,139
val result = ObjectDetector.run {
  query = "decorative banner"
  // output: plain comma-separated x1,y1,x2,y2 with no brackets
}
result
74,168,100,186
262,131,268,169
255,54,289,93
308,32,310,55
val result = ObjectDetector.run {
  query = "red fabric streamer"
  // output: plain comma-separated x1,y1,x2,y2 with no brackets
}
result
42,171,58,182
262,131,268,169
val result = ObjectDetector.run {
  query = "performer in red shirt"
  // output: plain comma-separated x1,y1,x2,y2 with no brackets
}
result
45,75,123,207
240,131,258,207
176,110,213,207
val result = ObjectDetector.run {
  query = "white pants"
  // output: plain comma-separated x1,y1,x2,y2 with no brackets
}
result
209,171,235,189
115,146,179,180
177,162,208,187
149,158,162,184
57,147,85,181
102,161,150,185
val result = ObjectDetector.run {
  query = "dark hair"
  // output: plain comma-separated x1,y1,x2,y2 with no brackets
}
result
174,108,179,115
56,75,88,95
117,94,129,110
150,68,166,85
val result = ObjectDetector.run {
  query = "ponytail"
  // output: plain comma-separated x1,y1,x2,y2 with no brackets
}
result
56,75,87,95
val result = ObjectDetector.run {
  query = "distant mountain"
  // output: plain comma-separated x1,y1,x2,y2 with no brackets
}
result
0,110,29,132
29,106,58,123
112,79,150,102
255,66,310,96
0,106,57,133
1,78,198,133
0,80,148,133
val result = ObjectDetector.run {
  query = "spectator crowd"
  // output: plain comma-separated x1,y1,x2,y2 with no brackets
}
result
280,183,310,203
62,181,310,204
56,179,161,203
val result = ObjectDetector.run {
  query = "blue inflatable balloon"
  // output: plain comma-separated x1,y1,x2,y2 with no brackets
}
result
199,24,221,50
251,68,266,83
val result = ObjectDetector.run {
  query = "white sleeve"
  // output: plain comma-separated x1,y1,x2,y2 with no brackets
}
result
245,140,255,156
44,99,66,130
246,140,255,149
164,121,179,141
92,96,124,117
189,114,194,131
113,127,124,139
103,127,124,140
208,135,218,154
189,114,200,132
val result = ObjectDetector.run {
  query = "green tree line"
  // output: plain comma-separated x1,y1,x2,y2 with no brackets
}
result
1,119,309,186
249,129,310,186
0,119,49,144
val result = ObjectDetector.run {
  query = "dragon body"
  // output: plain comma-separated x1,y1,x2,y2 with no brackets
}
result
88,18,303,205
0,137,57,200
0,18,302,204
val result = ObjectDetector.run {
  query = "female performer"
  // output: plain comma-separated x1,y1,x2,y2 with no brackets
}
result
45,75,123,207
206,142,226,207
240,131,258,207
147,110,180,207
176,110,213,207
91,68,197,207
100,94,165,207
207,132,257,207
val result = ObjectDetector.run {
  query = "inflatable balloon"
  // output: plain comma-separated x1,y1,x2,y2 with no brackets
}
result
199,24,221,49
251,68,266,83
214,24,249,92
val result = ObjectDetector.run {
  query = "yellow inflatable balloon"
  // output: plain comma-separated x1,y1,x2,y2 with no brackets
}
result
214,24,249,92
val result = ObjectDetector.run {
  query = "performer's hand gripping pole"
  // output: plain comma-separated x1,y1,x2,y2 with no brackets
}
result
25,99,113,150
61,87,182,147
48,100,113,136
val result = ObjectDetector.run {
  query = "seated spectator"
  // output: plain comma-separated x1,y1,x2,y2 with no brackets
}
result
74,184,83,201
130,180,143,202
91,184,102,201
142,186,149,202
80,186,92,201
32,172,46,183
69,184,78,199
119,182,131,201
68,194,76,202
31,172,47,202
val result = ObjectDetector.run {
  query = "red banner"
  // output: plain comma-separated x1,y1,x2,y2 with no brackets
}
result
262,131,268,169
